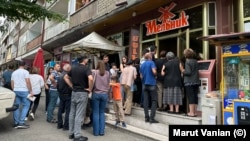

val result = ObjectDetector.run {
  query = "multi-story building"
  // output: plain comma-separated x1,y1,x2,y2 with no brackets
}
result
1,0,250,76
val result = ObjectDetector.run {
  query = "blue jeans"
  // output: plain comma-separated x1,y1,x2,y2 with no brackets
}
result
47,90,59,121
91,93,108,136
13,91,30,124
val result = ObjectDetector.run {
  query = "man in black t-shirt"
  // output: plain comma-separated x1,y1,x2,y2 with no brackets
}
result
64,55,93,141
155,50,167,111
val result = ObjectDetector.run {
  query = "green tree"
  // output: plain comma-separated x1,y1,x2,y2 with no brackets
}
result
0,0,64,32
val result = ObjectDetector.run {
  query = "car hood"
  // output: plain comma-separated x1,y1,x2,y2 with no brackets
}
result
0,87,15,100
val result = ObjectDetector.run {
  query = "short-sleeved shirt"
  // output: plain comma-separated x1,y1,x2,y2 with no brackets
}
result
110,83,122,101
140,60,156,85
50,70,60,90
68,63,91,92
11,68,30,91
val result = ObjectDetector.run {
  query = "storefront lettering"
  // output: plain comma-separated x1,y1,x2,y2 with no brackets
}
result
145,2,189,36
131,35,139,60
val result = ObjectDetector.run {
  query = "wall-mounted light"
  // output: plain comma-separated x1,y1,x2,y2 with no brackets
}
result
132,11,137,17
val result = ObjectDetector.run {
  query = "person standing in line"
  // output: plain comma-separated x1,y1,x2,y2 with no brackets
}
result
44,67,53,113
155,50,167,111
3,65,14,90
121,60,137,115
91,61,110,136
11,60,33,129
47,64,61,123
110,75,126,127
180,48,200,117
103,55,111,113
119,56,127,105
64,55,93,141
26,67,44,120
132,58,142,107
57,64,72,130
140,53,159,124
161,52,183,114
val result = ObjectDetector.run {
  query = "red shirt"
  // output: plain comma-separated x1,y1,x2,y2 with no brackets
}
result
110,83,122,101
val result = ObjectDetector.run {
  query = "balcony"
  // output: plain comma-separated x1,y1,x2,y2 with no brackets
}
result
26,35,42,51
44,22,69,41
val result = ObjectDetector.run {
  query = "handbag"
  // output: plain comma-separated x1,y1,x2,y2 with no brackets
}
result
89,70,97,99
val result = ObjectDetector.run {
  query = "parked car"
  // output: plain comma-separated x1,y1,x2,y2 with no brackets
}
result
0,87,17,120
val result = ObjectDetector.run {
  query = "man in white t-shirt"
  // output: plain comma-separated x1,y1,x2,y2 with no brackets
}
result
11,60,33,129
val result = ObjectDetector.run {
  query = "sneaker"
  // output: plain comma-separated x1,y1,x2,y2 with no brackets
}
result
30,113,35,120
73,136,88,141
122,122,126,128
17,123,30,129
115,121,120,127
25,117,28,121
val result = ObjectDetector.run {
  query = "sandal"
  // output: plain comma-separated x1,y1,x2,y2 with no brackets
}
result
167,111,174,114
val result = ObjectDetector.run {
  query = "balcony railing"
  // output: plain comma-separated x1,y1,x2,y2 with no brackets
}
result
26,35,42,51
70,0,118,28
44,22,69,41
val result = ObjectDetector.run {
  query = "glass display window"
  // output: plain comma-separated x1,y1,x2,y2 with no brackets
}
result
223,54,250,107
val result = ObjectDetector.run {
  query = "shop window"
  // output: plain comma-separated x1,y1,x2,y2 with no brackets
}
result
233,0,239,32
179,33,186,58
185,6,203,29
244,21,250,32
209,29,216,59
142,24,155,40
189,30,203,57
208,2,216,27
142,41,155,55
159,37,177,57
243,0,250,18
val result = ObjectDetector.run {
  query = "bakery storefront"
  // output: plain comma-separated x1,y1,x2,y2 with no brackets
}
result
140,1,216,60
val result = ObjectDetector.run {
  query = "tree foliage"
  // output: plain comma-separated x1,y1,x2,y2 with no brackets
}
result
0,0,65,32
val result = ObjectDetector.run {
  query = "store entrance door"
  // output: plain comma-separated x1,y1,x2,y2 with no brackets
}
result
159,37,177,56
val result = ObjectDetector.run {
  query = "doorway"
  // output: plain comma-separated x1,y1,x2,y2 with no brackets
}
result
159,37,177,56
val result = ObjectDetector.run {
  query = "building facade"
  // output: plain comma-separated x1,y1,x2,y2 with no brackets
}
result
0,0,250,79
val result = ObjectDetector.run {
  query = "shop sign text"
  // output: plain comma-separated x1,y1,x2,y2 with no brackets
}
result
131,35,139,60
145,2,189,36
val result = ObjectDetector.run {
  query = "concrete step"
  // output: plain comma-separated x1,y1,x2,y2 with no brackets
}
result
106,110,169,136
106,120,169,141
107,103,202,125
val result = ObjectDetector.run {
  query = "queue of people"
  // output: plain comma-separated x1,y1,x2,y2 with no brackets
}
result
3,45,201,141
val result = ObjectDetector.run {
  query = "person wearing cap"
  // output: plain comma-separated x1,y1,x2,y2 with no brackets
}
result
161,52,183,114
11,60,33,129
64,55,93,141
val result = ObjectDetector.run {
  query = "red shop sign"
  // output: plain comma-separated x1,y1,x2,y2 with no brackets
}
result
145,2,189,36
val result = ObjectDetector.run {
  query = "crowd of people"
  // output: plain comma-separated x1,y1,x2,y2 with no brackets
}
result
1,45,202,141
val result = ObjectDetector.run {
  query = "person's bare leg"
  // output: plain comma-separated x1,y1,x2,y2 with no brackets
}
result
175,105,179,113
169,104,174,112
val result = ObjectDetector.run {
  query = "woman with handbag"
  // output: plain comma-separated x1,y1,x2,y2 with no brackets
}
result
91,61,110,136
